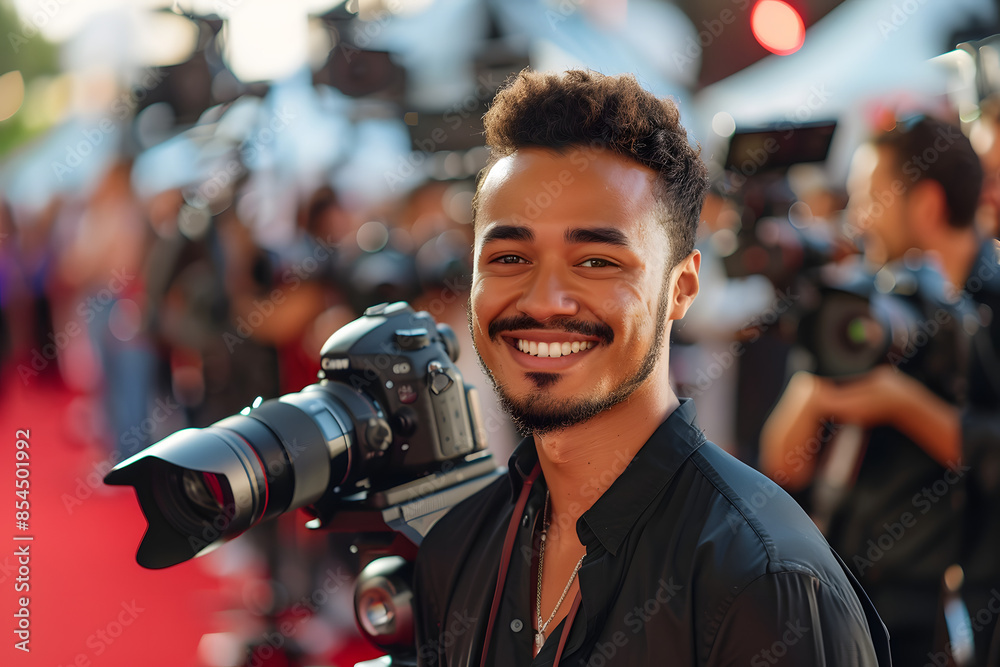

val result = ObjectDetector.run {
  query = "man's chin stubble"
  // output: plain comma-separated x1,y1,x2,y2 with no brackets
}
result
525,372,560,389
493,385,606,436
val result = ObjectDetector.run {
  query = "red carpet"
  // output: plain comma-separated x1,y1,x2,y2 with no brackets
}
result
1,370,381,667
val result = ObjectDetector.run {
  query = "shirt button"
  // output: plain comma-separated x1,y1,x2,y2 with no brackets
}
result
510,618,523,632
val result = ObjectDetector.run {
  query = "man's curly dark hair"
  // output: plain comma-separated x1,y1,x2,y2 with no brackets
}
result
473,69,709,269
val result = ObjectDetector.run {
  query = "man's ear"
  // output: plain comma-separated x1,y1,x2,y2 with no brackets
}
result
667,250,700,321
908,180,949,241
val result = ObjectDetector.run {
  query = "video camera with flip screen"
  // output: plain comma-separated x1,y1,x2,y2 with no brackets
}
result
715,121,969,386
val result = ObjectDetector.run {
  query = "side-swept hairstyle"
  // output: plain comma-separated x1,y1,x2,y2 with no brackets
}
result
873,116,982,228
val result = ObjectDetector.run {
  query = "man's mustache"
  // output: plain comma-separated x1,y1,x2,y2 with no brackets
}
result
487,315,614,345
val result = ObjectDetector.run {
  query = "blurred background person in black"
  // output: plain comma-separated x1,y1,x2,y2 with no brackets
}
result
761,115,999,665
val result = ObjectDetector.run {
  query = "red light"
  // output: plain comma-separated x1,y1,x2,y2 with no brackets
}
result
751,0,805,56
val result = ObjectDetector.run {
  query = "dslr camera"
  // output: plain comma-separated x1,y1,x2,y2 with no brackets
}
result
105,302,501,657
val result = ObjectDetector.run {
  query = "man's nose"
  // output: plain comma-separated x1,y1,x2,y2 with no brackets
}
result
516,266,580,321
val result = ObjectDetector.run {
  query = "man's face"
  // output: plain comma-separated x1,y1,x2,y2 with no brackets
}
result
469,146,676,434
847,144,914,265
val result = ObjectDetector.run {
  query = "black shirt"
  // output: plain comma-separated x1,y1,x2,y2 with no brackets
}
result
413,399,890,666
959,238,1000,665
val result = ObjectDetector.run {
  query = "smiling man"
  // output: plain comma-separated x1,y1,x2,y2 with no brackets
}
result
412,69,890,666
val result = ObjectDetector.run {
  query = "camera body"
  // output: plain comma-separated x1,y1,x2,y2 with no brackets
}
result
317,300,480,479
796,263,969,393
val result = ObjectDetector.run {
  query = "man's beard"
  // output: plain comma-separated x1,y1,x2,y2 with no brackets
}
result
469,281,670,436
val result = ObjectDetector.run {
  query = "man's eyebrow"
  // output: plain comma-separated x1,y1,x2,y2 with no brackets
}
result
566,227,629,247
480,224,534,245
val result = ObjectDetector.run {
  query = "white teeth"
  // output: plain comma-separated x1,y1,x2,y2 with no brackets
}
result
514,339,595,358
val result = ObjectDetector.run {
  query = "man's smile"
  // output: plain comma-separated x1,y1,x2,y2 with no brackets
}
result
498,329,601,370
514,338,595,357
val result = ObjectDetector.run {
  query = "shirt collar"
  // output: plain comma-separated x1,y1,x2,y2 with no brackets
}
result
506,434,539,495
505,398,706,556
968,237,1000,290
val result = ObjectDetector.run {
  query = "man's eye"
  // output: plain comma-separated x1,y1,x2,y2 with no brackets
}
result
494,255,526,264
579,258,617,268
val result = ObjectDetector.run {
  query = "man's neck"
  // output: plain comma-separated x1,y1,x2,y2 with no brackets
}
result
933,228,981,289
532,378,680,544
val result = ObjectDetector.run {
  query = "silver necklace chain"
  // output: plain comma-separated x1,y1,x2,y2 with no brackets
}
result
535,490,585,650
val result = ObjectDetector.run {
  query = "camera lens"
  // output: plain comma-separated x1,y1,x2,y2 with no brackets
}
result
104,384,377,568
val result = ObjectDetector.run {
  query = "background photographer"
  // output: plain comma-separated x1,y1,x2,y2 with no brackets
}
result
761,115,1000,665
963,96,1000,665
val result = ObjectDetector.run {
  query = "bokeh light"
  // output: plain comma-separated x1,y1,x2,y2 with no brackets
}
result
751,0,806,56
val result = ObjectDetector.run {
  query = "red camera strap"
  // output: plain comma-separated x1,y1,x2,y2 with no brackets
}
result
481,464,537,666
479,463,582,667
